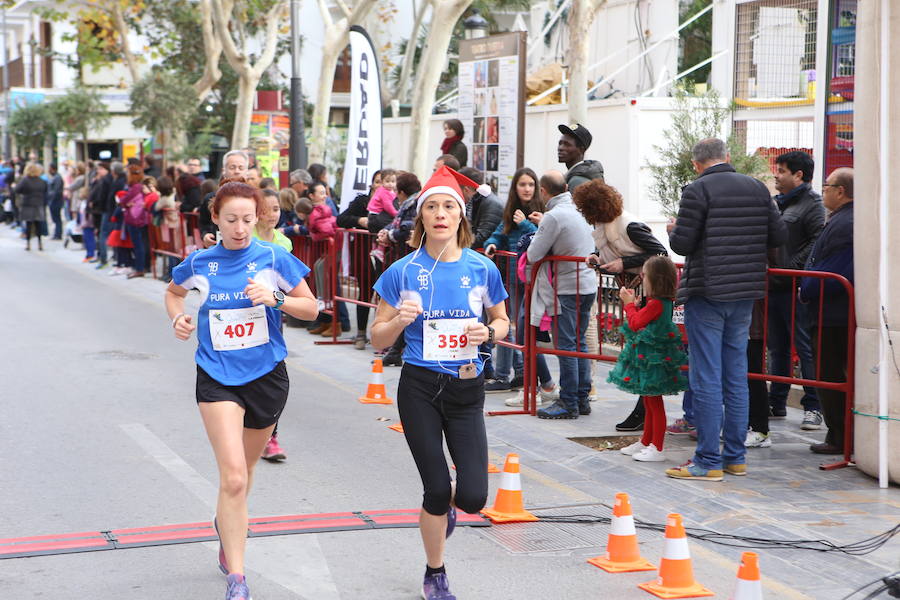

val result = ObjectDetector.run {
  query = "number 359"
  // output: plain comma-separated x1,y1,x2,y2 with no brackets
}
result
437,334,468,349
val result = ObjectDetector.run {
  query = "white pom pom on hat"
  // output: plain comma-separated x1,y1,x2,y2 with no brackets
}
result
416,165,482,212
476,183,492,197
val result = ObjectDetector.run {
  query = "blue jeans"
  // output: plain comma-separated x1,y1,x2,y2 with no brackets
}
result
516,299,552,386
494,329,524,381
126,224,148,272
82,226,96,258
49,198,64,238
97,213,113,264
766,291,820,411
555,293,595,412
682,387,694,423
684,297,753,470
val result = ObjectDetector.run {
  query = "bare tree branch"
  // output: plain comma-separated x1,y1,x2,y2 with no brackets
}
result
194,0,223,104
252,1,287,78
397,0,431,103
211,0,247,75
317,0,334,28
334,0,352,19
109,1,140,82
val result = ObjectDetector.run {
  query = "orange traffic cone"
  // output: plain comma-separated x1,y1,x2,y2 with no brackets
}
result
359,359,393,404
452,463,501,473
480,454,538,523
638,513,713,599
587,493,656,572
729,552,763,600
388,422,404,433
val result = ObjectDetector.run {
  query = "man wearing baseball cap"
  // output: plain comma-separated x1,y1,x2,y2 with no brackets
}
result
558,122,605,191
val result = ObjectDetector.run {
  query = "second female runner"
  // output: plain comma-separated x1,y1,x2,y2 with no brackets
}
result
371,166,510,600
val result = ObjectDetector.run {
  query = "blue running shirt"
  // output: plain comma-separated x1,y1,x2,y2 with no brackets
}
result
374,247,508,376
172,240,310,385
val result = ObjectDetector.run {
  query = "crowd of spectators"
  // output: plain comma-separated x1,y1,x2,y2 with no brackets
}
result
1,126,855,476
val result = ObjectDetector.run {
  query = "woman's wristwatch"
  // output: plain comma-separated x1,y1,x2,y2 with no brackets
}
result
273,290,285,309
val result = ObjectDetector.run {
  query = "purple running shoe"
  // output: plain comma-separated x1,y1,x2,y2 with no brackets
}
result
422,572,456,600
225,574,250,600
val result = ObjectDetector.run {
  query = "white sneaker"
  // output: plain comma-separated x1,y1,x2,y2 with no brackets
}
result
504,390,554,407
108,266,123,276
620,441,648,456
745,430,772,448
538,385,560,403
633,444,665,462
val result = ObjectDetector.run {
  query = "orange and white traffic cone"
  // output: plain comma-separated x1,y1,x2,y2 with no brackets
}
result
587,493,656,573
359,359,393,404
638,513,713,599
729,552,763,600
452,463,501,473
480,454,538,523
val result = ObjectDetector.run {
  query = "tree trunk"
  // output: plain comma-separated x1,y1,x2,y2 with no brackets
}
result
397,0,431,104
408,0,472,179
194,0,223,105
110,2,141,83
212,0,287,150
308,0,378,164
309,40,343,164
232,74,261,149
567,0,606,125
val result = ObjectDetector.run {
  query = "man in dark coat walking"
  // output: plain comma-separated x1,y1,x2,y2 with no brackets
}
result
665,138,786,482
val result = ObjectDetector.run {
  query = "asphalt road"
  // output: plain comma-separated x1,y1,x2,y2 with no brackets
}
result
2,230,897,600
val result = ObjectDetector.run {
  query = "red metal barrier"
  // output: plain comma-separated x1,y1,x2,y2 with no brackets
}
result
148,211,205,278
513,255,856,469
327,228,415,344
161,224,856,471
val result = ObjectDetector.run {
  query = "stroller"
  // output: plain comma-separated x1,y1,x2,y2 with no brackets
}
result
63,218,83,249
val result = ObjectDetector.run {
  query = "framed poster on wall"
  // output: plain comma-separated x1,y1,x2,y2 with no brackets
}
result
458,32,526,200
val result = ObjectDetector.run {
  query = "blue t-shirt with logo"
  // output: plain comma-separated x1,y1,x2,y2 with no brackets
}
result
172,240,310,385
374,247,508,376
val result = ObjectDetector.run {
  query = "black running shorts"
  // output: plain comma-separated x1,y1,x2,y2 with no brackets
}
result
196,361,289,429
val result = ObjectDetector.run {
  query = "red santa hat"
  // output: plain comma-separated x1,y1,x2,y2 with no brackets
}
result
416,165,492,213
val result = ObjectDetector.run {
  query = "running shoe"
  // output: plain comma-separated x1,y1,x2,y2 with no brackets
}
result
213,517,228,575
353,334,367,350
483,378,511,392
666,418,695,435
536,401,577,419
665,461,723,482
632,444,665,462
744,430,772,448
801,410,823,430
620,440,648,456
261,435,286,461
445,507,457,539
225,573,250,600
422,572,456,600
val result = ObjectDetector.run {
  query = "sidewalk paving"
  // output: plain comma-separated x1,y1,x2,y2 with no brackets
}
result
10,226,899,600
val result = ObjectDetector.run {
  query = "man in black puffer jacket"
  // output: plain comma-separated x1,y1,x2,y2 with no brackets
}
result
766,151,825,429
665,138,786,483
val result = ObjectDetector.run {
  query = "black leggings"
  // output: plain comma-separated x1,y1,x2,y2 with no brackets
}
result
397,364,489,516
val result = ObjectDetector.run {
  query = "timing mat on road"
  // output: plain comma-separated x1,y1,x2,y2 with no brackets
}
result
0,509,491,559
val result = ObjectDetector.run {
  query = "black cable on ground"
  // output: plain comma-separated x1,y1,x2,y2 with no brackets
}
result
531,513,900,557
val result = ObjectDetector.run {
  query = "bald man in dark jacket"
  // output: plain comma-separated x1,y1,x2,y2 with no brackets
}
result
665,138,786,482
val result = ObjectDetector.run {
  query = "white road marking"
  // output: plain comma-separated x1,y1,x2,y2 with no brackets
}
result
121,423,339,599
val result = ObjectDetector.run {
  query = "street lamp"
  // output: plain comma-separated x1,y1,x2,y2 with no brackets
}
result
288,0,307,171
464,9,489,40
